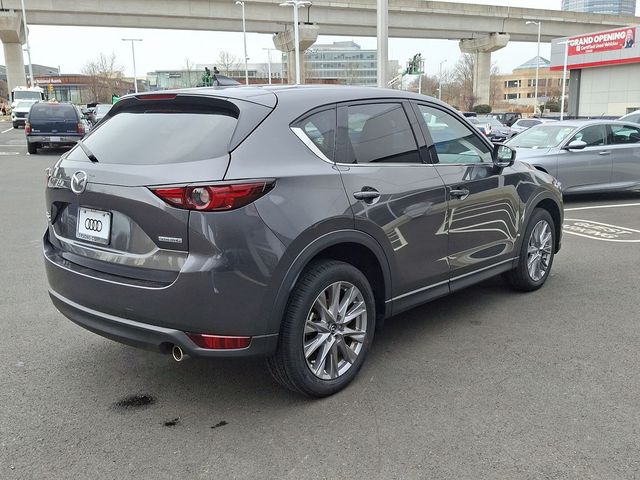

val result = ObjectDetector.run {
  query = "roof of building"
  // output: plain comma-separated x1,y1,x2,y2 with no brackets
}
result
514,56,551,70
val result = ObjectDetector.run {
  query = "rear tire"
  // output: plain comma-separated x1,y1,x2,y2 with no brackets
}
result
267,260,375,397
503,208,556,291
27,142,38,154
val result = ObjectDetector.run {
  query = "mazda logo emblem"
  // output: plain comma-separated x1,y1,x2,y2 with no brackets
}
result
71,171,88,194
84,218,103,232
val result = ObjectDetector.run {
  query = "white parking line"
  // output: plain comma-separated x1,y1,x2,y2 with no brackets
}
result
1,127,13,134
565,203,640,212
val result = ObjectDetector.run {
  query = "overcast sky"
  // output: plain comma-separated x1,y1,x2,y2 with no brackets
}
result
5,0,640,78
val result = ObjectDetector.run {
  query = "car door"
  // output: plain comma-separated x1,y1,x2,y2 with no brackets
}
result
608,123,640,187
412,102,521,283
557,124,611,191
335,100,449,312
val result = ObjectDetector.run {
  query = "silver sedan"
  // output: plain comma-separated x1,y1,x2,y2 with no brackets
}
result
505,120,640,194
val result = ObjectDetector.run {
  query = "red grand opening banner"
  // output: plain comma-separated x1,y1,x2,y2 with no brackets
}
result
569,27,637,56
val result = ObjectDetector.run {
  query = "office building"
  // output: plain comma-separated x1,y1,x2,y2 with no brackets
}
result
561,0,636,15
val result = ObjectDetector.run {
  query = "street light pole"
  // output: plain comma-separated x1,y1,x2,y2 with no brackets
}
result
376,0,388,87
235,1,249,85
560,39,569,121
526,21,542,115
262,47,274,84
438,59,447,100
20,0,34,87
279,0,311,85
122,38,143,93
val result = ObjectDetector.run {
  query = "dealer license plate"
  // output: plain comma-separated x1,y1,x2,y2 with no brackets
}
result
76,207,111,245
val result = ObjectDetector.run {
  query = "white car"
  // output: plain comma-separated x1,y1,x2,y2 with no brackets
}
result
619,110,640,124
11,100,38,128
511,117,557,135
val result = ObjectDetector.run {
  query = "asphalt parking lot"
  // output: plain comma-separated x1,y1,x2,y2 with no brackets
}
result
1,124,640,480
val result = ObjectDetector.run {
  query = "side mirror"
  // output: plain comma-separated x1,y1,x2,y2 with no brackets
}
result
565,140,586,150
492,144,516,168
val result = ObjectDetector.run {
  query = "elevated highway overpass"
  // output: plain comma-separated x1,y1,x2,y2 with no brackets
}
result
1,0,638,102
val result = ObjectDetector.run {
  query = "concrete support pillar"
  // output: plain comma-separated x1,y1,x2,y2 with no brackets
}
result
0,11,27,93
459,33,509,106
3,42,26,92
273,23,318,84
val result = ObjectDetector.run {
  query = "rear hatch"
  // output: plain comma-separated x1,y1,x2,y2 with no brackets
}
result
29,103,79,135
45,92,275,284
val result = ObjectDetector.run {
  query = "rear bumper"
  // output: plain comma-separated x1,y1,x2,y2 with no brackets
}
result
28,134,81,144
49,289,278,357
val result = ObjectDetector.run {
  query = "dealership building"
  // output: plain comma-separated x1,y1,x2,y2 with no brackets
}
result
551,25,639,116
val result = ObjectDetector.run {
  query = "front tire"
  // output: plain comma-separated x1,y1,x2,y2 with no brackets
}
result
267,260,375,397
27,142,38,154
503,208,556,291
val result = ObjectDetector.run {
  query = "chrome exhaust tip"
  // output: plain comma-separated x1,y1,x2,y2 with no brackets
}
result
171,345,185,362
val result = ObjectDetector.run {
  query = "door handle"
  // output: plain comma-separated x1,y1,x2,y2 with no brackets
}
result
599,151,611,156
353,189,381,201
449,188,470,200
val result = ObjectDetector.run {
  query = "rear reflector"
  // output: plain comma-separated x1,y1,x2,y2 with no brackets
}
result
187,333,251,350
151,181,273,211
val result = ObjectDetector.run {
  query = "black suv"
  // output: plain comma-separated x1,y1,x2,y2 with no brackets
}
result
43,86,563,396
26,102,88,154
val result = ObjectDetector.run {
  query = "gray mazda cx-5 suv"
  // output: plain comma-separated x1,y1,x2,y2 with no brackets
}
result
44,86,563,397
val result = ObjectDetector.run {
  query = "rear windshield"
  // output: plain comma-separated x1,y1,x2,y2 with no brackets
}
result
517,119,541,128
29,104,77,122
79,107,238,165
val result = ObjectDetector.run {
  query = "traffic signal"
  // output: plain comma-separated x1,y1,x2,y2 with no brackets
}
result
48,84,53,93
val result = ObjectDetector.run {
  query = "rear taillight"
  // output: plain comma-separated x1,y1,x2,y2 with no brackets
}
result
77,123,85,135
187,333,251,350
150,181,274,211
25,122,31,134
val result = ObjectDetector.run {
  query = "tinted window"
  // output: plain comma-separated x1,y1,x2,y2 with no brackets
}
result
293,108,335,160
609,124,640,144
518,119,541,128
506,125,576,148
418,105,491,164
341,103,420,164
80,110,237,165
29,104,77,122
570,125,606,147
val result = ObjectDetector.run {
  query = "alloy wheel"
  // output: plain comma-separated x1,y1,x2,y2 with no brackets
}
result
303,281,368,380
527,220,553,282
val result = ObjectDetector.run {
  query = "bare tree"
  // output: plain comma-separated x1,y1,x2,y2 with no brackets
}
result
489,64,503,108
82,52,125,103
183,57,197,88
454,53,476,110
217,51,239,76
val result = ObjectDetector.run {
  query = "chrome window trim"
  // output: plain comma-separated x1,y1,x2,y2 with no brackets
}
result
290,127,333,164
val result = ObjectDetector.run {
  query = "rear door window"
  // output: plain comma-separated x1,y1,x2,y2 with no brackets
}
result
609,124,640,144
338,103,420,164
75,102,238,165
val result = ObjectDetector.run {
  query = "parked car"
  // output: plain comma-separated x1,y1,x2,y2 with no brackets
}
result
510,117,556,135
490,112,522,127
619,110,640,124
468,117,491,136
92,103,113,124
43,86,563,396
26,102,89,154
506,119,640,194
11,100,38,128
478,116,513,142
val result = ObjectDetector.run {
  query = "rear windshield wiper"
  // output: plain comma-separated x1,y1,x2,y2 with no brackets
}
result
77,140,99,163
